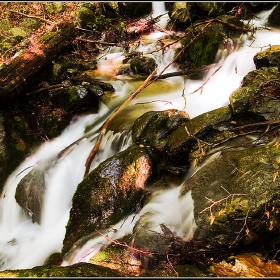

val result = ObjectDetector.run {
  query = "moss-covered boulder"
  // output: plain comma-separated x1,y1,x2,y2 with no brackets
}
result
229,66,280,121
62,145,156,257
89,234,142,276
132,109,190,175
253,45,280,69
77,3,106,30
132,109,190,151
168,2,197,27
178,15,245,68
166,106,232,163
0,262,122,277
180,141,280,248
118,2,152,18
129,56,157,75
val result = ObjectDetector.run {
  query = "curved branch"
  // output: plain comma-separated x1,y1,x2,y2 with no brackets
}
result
84,67,158,177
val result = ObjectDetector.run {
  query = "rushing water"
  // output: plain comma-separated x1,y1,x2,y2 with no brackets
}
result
0,3,280,271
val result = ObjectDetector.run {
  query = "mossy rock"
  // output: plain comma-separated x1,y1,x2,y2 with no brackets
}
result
196,2,224,17
77,5,96,24
62,145,156,257
44,3,55,14
168,2,197,25
181,141,280,247
253,45,280,69
229,67,280,115
179,15,245,68
140,264,213,277
166,106,232,163
130,56,157,75
41,108,69,139
132,109,190,149
118,2,152,18
0,263,122,277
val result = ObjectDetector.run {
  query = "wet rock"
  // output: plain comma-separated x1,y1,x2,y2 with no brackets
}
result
168,2,197,26
118,2,152,18
132,109,190,175
253,45,280,69
62,145,156,257
166,106,232,163
180,141,280,248
229,67,280,115
131,212,174,270
15,168,46,224
132,109,190,151
130,56,157,75
89,234,142,276
268,4,280,26
178,15,245,68
0,262,122,277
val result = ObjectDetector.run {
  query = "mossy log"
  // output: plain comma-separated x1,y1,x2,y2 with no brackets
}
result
0,22,77,109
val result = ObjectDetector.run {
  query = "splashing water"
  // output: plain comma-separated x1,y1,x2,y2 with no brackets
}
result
0,4,280,270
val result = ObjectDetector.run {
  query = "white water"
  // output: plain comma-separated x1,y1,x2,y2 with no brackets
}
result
0,4,280,270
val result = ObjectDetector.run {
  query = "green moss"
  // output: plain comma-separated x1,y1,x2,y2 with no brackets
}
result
39,31,58,43
10,27,29,39
0,36,13,53
53,2,66,13
20,18,39,29
77,6,95,24
68,86,79,102
44,3,55,14
0,19,11,31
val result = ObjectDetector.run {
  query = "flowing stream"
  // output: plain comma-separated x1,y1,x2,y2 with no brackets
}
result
0,3,280,271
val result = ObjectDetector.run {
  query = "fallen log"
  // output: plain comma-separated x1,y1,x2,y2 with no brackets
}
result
0,22,78,109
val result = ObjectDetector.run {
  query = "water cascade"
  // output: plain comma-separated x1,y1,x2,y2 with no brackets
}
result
0,3,280,271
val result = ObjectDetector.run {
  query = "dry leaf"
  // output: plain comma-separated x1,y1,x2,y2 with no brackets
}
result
269,220,274,231
218,208,225,216
209,214,215,225
273,171,279,182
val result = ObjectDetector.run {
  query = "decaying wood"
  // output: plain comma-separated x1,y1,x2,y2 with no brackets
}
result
0,22,77,108
125,14,164,36
84,67,158,177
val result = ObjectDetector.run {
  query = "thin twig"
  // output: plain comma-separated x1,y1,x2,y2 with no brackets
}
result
84,68,158,177
7,9,55,25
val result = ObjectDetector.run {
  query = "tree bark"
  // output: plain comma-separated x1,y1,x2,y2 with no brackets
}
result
0,22,77,109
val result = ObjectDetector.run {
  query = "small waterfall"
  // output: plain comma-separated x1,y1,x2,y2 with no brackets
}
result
152,2,169,29
0,4,280,271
